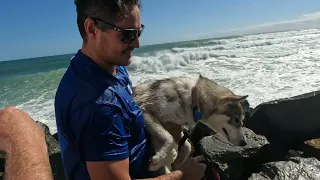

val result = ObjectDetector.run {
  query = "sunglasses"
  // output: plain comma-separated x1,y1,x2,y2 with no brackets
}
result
92,19,144,43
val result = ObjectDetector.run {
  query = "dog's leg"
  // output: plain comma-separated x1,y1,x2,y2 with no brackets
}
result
171,131,192,170
143,112,175,172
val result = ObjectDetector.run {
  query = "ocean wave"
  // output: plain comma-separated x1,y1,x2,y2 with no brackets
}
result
127,49,237,73
3,28,320,135
0,68,67,133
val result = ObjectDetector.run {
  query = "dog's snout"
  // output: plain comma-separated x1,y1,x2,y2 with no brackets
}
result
240,140,247,146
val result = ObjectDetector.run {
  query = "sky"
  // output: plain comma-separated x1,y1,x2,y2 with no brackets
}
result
1,0,320,61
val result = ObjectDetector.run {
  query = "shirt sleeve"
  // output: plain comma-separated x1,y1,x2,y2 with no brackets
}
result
82,104,131,162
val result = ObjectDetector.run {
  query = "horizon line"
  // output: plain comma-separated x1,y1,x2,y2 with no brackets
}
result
1,27,314,63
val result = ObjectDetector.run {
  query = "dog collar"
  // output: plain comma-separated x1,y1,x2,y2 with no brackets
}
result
193,107,202,121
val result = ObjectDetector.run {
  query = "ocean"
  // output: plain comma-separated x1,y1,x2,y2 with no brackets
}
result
1,28,320,134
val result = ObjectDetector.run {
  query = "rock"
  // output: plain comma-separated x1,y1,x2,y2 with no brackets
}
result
299,139,320,161
0,152,5,179
36,121,66,180
36,121,60,156
188,121,320,179
188,122,269,179
245,90,320,147
197,126,271,179
53,133,59,141
248,157,320,180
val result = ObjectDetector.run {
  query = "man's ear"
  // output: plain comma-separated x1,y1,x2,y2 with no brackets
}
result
219,95,248,106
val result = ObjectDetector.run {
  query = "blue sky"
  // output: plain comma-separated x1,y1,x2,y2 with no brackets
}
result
1,0,320,61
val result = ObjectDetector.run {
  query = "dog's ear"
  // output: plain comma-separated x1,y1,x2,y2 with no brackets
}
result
219,95,248,105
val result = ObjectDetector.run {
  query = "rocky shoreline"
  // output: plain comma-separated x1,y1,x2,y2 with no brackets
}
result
188,89,320,179
2,90,320,179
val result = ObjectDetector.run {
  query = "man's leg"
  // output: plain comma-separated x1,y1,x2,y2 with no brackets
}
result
0,107,53,180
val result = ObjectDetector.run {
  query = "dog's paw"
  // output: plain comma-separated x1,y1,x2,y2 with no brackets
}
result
148,154,165,171
170,149,177,160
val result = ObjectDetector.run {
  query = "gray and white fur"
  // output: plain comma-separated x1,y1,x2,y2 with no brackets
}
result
132,74,248,173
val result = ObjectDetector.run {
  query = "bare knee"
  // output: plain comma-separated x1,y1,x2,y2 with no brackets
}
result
0,107,29,120
0,106,18,117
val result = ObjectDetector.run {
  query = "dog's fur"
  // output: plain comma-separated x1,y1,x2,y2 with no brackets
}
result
132,75,248,173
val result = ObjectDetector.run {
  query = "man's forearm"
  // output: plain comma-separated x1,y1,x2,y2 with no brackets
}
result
155,170,183,180
4,136,53,180
136,170,183,180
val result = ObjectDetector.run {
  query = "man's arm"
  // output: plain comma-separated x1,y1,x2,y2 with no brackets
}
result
87,158,184,180
83,104,185,180
0,107,53,180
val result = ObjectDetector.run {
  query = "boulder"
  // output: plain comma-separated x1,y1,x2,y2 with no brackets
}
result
248,157,320,180
194,124,272,179
300,139,320,160
245,90,320,147
189,120,320,180
36,121,61,156
36,121,66,180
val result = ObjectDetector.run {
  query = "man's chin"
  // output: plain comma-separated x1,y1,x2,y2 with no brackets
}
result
125,59,132,66
118,58,132,66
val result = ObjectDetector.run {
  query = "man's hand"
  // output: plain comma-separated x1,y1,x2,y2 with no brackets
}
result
179,155,207,180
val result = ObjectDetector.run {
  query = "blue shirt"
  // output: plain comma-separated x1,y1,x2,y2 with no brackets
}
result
54,50,154,180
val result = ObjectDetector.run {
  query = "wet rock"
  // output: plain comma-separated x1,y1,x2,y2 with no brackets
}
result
248,157,320,180
245,90,320,147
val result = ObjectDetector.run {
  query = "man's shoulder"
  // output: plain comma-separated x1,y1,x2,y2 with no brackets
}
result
95,88,119,106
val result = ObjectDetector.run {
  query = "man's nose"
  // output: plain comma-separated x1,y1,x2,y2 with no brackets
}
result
130,37,140,48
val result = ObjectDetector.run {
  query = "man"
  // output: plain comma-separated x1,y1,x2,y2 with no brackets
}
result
0,107,53,180
54,0,207,179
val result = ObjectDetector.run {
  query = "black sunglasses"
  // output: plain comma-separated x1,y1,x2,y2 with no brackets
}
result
92,19,144,43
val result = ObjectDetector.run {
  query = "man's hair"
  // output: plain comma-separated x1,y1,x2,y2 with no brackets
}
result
74,0,141,41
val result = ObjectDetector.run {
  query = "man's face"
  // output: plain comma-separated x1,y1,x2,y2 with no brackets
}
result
87,5,142,67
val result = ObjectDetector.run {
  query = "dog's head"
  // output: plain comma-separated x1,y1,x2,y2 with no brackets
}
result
193,75,248,146
205,95,248,146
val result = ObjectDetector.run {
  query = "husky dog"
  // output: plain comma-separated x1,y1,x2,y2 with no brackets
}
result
132,75,248,173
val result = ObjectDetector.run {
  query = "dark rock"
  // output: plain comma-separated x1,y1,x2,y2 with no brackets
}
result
36,121,60,156
53,133,59,141
300,139,320,160
188,121,320,180
36,121,65,180
186,121,215,154
197,126,271,179
0,152,5,180
248,157,320,180
245,90,320,147
49,152,66,180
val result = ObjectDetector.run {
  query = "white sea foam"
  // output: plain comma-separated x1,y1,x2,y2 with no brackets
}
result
12,28,320,134
128,28,320,109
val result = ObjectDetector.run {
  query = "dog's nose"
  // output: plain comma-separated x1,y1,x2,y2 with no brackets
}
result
240,140,247,146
